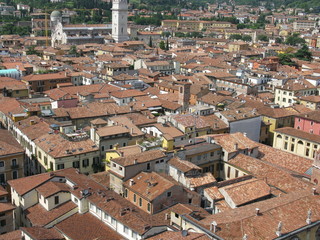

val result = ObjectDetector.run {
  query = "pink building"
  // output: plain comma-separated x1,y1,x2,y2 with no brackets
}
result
294,110,320,135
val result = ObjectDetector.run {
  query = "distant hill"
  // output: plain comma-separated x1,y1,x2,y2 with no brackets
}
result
234,0,320,12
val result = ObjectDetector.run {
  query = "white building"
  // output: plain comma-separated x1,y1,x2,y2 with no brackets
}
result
112,0,129,43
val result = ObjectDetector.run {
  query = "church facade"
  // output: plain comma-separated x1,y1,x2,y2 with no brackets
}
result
51,0,129,47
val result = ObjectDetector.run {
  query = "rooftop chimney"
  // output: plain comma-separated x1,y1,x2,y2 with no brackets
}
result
234,143,238,151
30,120,35,126
129,179,135,186
313,188,317,195
306,209,312,225
210,221,217,233
276,222,282,237
255,208,260,216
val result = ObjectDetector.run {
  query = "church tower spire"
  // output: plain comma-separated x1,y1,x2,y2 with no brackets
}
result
112,0,129,43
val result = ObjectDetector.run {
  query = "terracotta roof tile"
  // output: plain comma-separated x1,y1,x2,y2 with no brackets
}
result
21,227,64,240
55,212,124,240
220,178,271,207
25,201,77,227
168,157,202,173
112,149,165,167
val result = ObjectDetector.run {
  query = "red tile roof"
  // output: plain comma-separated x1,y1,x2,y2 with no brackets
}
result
55,212,124,240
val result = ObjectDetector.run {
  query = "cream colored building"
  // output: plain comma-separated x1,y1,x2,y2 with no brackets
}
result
273,127,320,160
34,133,100,174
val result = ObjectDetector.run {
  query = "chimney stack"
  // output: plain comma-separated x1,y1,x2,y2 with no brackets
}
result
276,222,282,237
30,120,35,125
255,208,260,216
306,209,312,225
129,179,135,186
210,221,217,233
234,143,238,151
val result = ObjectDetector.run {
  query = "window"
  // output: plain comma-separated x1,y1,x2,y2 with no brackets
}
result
227,166,231,178
197,155,201,161
133,194,136,202
12,171,18,179
0,220,6,226
175,213,179,218
167,192,172,197
146,163,151,170
54,196,59,205
73,161,80,168
147,203,151,212
57,164,64,170
124,189,128,198
123,225,129,234
101,146,105,151
111,217,116,226
132,231,137,239
0,161,4,168
291,144,294,152
235,170,239,178
82,159,89,168
220,162,224,171
90,203,95,211
12,159,17,166
284,142,288,150
139,198,142,207
104,212,109,220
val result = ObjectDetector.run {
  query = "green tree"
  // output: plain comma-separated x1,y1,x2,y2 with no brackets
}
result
242,35,252,42
69,45,79,56
275,37,283,44
165,38,169,50
285,33,306,46
257,34,269,42
278,53,297,67
149,36,153,48
175,32,185,38
229,34,242,40
162,31,170,38
26,46,40,56
294,45,312,61
159,40,166,50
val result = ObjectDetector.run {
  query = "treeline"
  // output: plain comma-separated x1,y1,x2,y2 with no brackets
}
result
129,14,177,26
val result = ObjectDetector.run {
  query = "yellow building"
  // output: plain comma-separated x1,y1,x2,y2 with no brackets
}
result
258,107,295,145
0,129,24,192
228,42,249,52
273,127,320,159
161,20,227,31
298,95,320,110
105,144,142,171
34,132,100,174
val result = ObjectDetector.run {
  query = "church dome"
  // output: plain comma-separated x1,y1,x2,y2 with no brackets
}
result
50,10,61,18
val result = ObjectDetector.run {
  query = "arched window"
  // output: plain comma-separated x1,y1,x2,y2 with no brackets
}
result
297,140,303,145
277,134,282,139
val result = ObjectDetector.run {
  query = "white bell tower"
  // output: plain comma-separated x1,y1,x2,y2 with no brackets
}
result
112,0,129,43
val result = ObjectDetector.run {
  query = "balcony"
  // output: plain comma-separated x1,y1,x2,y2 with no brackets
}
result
11,164,19,169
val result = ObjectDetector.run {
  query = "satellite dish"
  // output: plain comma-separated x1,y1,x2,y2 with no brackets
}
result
181,230,188,237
